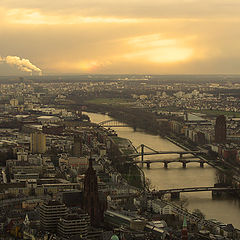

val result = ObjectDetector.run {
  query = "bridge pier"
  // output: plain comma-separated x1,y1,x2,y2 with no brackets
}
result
182,162,187,168
164,162,168,169
200,162,204,168
212,190,223,199
146,161,151,169
141,144,144,163
171,192,180,200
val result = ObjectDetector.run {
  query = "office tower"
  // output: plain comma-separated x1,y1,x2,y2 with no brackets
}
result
73,135,83,157
215,115,226,143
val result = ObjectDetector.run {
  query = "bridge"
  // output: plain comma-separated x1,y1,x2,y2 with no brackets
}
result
127,144,206,165
129,158,206,168
150,186,240,200
98,119,128,127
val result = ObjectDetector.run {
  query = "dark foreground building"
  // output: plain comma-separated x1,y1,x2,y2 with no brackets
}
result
39,200,67,233
58,212,90,239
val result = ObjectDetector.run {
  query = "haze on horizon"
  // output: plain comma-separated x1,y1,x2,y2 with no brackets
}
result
1,0,240,75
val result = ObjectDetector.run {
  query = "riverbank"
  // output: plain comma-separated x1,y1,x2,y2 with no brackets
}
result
85,111,240,228
84,104,169,136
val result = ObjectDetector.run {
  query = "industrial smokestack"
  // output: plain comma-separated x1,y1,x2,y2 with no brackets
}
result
0,55,42,75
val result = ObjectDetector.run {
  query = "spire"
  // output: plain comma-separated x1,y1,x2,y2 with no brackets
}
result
183,216,187,229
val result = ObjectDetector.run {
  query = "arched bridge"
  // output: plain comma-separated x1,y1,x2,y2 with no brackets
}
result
98,119,128,127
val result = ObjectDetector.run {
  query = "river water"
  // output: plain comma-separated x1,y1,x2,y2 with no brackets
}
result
85,112,240,228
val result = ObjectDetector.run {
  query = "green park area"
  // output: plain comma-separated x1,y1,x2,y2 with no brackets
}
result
86,97,134,106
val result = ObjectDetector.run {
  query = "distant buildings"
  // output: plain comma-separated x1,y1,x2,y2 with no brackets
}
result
10,98,18,107
37,115,60,124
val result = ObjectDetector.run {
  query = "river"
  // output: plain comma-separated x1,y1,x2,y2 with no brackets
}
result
85,111,240,228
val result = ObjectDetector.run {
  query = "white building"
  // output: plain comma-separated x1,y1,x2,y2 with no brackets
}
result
37,116,60,124
147,199,173,215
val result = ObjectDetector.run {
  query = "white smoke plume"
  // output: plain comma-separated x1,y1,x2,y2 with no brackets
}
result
0,55,42,75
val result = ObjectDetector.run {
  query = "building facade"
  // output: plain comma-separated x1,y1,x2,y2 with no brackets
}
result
58,212,90,239
30,132,46,154
39,200,67,233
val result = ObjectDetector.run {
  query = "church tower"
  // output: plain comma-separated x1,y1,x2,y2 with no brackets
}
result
83,158,102,227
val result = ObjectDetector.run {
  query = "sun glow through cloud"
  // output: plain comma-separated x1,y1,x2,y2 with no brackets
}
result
124,34,194,63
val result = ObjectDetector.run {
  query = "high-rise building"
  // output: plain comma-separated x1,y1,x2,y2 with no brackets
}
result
83,158,104,227
39,200,67,233
215,115,226,143
73,135,83,157
58,212,90,239
30,132,46,154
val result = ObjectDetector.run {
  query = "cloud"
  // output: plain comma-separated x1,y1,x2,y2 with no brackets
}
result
0,55,42,75
6,8,142,25
2,0,240,19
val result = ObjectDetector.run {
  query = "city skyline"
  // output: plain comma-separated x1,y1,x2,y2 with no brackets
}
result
1,0,240,75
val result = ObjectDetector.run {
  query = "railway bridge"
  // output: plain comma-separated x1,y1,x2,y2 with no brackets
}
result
150,186,240,200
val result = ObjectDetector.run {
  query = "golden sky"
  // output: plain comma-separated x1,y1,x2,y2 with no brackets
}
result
1,0,240,75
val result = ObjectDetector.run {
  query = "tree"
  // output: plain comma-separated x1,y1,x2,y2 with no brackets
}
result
145,178,155,191
177,196,189,208
192,208,205,219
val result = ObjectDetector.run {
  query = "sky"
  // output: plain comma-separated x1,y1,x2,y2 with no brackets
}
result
1,0,240,75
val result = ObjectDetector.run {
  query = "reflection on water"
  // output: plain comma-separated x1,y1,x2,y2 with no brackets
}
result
85,112,240,228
